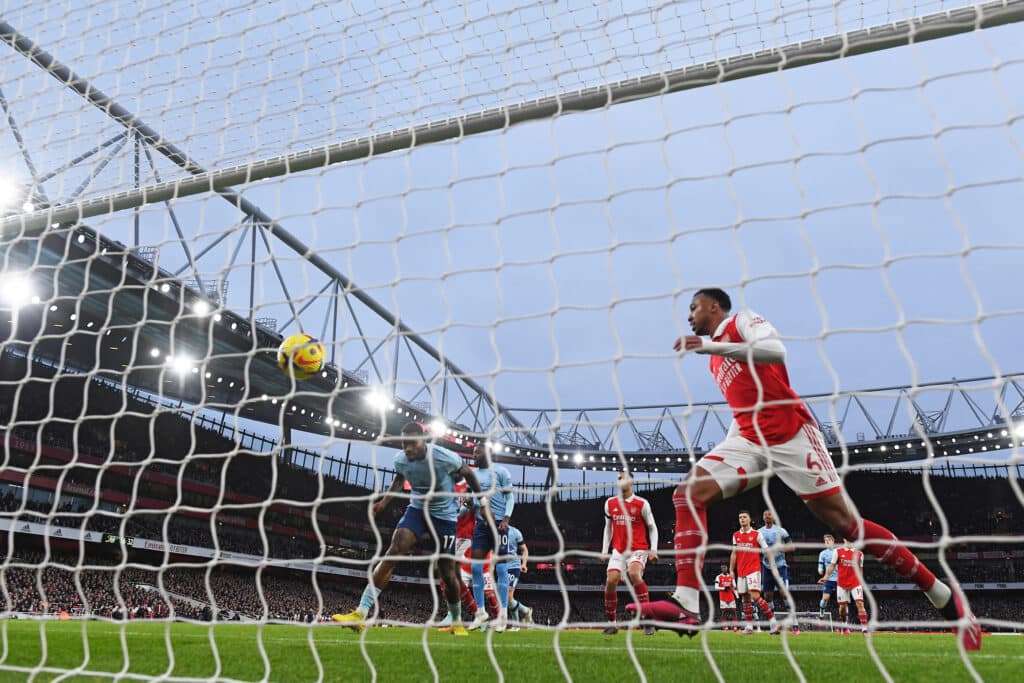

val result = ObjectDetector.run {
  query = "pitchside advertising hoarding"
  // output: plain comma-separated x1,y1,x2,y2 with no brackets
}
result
1,518,1020,592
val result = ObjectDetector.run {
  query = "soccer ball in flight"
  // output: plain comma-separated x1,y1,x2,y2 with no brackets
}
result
277,333,326,380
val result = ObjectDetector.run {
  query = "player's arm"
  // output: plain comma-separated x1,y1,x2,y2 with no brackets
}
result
519,540,529,573
678,311,786,364
820,558,839,584
640,499,659,562
498,468,514,532
714,575,723,591
818,551,826,577
601,499,613,559
372,474,406,516
778,528,795,554
729,546,737,580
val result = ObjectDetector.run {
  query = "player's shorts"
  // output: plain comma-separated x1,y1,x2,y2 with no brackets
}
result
698,422,840,500
735,571,762,595
821,579,837,596
761,565,790,594
837,585,864,603
508,566,521,588
606,549,649,575
396,506,457,554
471,519,512,558
719,600,737,610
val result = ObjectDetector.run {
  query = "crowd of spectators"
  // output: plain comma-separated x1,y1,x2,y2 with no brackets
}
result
2,352,1022,631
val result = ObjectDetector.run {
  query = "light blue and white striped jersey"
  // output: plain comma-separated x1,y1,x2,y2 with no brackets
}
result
506,526,525,569
474,464,515,521
758,524,790,568
818,547,839,581
392,444,464,522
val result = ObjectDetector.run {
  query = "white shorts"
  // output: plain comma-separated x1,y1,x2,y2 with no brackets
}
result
606,550,649,575
837,585,864,603
456,537,473,583
698,423,840,500
720,600,737,610
736,572,762,595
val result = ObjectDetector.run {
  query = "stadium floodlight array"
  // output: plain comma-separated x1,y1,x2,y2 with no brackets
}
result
0,1,1022,680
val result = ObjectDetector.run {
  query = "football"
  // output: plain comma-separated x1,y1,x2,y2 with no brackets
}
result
277,333,326,380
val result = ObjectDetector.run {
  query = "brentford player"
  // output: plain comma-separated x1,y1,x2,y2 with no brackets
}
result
629,288,980,650
714,563,738,631
601,471,658,636
820,538,868,634
730,510,778,634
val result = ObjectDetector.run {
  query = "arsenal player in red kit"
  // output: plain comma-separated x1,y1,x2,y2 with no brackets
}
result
820,538,869,635
601,470,658,635
628,288,980,650
731,510,778,634
714,563,738,631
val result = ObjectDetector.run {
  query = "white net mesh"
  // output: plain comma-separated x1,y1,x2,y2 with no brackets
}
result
1,0,1023,680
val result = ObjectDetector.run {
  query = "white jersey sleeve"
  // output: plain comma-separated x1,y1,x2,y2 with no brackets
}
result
640,498,658,550
700,310,786,364
601,498,613,555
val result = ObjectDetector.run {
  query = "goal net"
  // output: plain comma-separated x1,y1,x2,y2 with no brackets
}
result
0,0,1022,680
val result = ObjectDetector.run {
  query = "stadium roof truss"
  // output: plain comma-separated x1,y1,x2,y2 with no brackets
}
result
0,20,532,448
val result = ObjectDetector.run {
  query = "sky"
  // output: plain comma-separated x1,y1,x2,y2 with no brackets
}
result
0,0,1022,484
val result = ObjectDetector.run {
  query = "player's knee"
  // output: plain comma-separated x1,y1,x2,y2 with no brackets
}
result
673,474,717,506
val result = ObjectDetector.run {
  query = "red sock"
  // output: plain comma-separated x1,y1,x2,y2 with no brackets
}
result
743,601,754,624
460,579,477,613
672,489,707,591
858,608,868,628
633,581,649,605
849,519,937,591
754,597,774,619
485,590,499,616
604,587,618,622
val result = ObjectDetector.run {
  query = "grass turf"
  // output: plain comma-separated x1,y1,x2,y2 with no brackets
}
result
0,620,1018,682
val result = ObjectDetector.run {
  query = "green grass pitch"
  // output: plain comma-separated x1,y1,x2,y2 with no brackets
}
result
0,620,1018,682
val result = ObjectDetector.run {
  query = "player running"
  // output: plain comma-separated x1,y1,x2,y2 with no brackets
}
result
505,524,533,629
818,534,839,617
628,288,980,649
332,422,483,636
731,510,778,634
714,563,739,631
601,470,659,635
820,538,869,634
759,509,798,634
467,442,516,633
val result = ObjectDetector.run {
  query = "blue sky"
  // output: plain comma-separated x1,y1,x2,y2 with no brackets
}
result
0,1,1022,482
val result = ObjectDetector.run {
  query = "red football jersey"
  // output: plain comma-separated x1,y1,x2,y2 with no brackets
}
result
836,547,863,590
715,573,736,602
708,312,814,445
732,528,762,577
455,481,476,539
603,495,655,553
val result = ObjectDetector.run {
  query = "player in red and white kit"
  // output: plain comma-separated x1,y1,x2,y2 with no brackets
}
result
820,538,868,635
730,510,778,634
714,563,739,631
437,480,479,629
628,288,980,649
601,470,658,635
